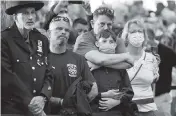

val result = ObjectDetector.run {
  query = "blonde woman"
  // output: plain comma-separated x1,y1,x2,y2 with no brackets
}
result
121,19,160,116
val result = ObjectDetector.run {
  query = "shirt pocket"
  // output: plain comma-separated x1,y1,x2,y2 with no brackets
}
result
13,58,28,64
12,57,30,73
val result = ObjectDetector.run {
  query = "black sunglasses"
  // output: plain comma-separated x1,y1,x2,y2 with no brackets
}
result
94,7,114,16
51,15,70,23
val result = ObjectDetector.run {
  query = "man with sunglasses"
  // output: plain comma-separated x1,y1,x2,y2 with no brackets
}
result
47,13,98,115
74,6,134,72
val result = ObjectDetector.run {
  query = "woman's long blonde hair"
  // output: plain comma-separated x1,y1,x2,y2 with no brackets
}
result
121,18,148,47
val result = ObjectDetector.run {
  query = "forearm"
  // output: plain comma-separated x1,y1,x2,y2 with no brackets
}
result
87,61,132,70
85,50,127,66
101,92,113,98
87,82,98,101
97,53,127,66
41,68,54,100
43,6,57,30
97,92,113,98
50,97,63,106
105,62,133,69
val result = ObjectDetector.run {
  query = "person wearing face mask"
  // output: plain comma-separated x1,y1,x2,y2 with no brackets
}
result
121,19,160,116
74,6,134,71
88,29,133,116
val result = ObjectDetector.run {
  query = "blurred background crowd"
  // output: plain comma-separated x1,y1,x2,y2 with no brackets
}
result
2,0,176,51
1,0,176,115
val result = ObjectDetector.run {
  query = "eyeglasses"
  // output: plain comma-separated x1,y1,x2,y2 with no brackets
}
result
51,15,70,23
94,7,114,16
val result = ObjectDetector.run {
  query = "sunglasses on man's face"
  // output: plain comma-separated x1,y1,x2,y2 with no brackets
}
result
94,8,114,16
51,16,70,23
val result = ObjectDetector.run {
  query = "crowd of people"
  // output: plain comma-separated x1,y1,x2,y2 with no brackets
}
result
1,0,176,116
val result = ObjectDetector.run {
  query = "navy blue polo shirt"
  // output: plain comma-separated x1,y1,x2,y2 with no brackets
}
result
48,50,95,98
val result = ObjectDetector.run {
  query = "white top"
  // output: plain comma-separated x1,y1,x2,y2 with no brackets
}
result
127,51,160,112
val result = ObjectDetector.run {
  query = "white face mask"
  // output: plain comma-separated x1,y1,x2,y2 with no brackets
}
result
99,45,116,54
96,37,117,54
128,33,145,47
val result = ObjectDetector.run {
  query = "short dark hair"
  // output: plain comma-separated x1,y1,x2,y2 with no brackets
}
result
97,29,116,41
93,6,114,20
73,18,88,27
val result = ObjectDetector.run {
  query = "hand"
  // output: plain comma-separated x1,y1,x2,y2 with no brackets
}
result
82,1,92,15
87,61,100,71
50,97,63,106
34,111,46,116
28,96,46,115
101,89,119,98
99,98,120,111
53,0,69,14
124,53,134,66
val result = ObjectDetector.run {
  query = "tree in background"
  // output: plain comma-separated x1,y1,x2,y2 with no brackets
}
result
1,0,13,31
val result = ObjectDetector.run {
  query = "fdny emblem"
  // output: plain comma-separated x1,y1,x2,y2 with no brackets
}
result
67,64,77,77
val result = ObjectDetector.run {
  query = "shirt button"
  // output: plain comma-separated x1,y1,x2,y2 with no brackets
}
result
48,86,51,90
34,78,36,82
32,67,35,70
30,56,32,60
33,90,36,93
17,59,19,62
52,66,55,69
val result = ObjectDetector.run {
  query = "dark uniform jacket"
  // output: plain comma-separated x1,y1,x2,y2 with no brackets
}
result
1,23,54,114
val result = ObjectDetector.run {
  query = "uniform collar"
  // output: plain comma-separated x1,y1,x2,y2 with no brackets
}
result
10,23,35,54
10,23,24,38
10,23,39,37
